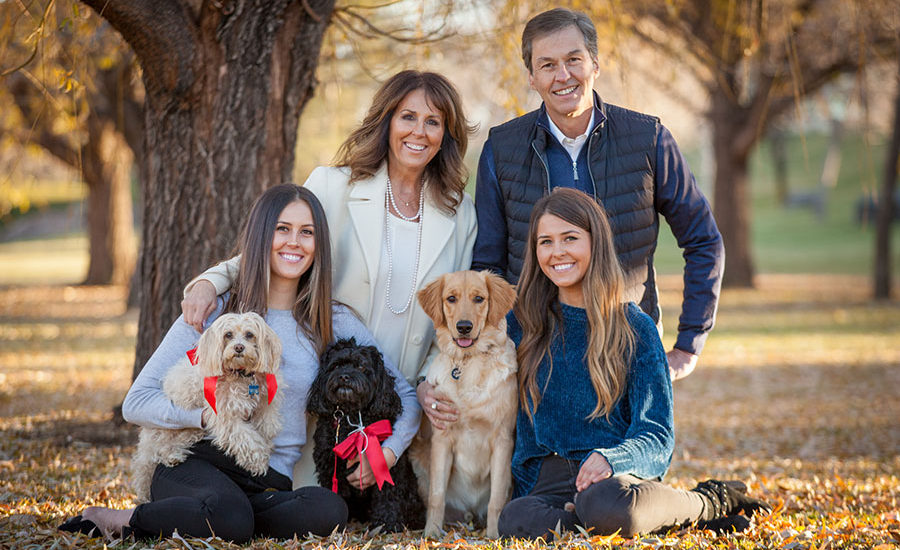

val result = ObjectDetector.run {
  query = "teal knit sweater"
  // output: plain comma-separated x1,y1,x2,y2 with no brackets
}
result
508,302,674,497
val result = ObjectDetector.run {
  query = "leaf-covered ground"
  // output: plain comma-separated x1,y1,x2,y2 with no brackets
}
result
1,275,898,549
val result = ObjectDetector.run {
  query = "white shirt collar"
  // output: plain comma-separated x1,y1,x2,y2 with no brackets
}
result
545,110,595,161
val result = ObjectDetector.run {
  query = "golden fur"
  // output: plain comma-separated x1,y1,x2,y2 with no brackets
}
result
131,312,283,502
411,270,518,538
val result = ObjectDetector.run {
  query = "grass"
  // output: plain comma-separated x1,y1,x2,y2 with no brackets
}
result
654,132,900,275
0,235,89,285
1,275,899,549
1,131,899,548
0,177,85,225
3,130,900,283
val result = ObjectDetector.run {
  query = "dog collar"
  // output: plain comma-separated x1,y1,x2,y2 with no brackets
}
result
188,347,278,415
201,374,278,415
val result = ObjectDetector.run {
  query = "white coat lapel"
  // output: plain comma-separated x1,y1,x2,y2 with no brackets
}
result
418,193,455,285
347,166,388,306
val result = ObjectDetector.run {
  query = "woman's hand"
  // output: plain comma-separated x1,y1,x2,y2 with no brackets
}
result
181,280,218,333
417,380,458,430
346,447,397,490
576,452,613,492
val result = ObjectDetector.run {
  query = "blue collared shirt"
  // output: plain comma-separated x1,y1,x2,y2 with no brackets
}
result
473,100,723,355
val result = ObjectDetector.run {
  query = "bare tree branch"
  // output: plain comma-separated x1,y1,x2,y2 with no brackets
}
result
79,0,197,98
333,4,451,44
0,0,55,77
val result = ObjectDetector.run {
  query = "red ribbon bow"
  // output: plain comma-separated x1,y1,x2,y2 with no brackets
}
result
188,348,277,415
331,419,394,492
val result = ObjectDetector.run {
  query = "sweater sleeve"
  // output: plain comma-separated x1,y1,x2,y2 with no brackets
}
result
655,126,724,355
122,301,226,429
184,256,241,297
332,307,421,458
594,306,674,479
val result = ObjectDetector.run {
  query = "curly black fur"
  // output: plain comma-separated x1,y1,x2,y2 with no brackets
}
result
308,338,424,532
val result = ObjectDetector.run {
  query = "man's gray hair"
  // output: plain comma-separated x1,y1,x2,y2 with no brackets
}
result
521,8,599,73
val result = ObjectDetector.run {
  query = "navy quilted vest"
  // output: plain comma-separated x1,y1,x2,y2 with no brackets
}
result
488,100,661,319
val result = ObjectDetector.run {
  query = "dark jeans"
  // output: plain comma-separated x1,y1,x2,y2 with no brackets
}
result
499,455,704,539
129,440,347,543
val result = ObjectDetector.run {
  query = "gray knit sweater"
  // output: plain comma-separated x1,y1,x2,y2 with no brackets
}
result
122,298,420,481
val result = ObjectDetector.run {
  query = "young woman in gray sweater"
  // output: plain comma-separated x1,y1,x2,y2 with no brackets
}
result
499,188,769,539
61,184,419,542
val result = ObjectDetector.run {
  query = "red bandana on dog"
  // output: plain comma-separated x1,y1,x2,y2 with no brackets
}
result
332,418,394,492
185,347,277,415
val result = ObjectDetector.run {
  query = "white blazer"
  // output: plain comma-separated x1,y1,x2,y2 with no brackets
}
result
187,163,476,487
304,164,477,384
191,163,477,384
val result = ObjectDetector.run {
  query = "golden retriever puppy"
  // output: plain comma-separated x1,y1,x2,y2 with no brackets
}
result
412,270,517,539
131,312,283,502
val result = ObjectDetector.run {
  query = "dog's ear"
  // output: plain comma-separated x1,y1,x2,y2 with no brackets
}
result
417,276,445,325
307,363,329,415
484,271,517,328
253,313,282,374
195,314,228,376
367,346,402,420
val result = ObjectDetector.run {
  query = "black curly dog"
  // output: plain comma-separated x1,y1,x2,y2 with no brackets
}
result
308,338,424,532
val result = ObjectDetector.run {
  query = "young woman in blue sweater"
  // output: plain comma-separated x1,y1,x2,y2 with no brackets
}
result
61,184,419,542
498,188,769,539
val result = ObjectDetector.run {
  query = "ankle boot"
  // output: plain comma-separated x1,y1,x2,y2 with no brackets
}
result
691,479,771,520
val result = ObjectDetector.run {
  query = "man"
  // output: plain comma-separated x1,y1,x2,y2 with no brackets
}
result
472,8,724,380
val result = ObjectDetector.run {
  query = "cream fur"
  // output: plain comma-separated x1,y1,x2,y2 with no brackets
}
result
411,270,518,539
131,312,284,502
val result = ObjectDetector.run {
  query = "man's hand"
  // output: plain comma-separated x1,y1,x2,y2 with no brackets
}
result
667,348,698,381
182,280,218,333
576,452,612,492
416,380,458,430
346,447,397,490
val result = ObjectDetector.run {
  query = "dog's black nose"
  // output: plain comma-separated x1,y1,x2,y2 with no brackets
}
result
456,320,473,335
234,343,245,354
339,373,351,383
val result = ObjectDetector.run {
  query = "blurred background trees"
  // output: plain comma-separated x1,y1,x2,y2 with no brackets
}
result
1,0,897,378
499,0,899,288
1,1,140,286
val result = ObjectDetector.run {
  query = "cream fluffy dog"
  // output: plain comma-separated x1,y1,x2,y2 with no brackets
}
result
412,270,518,539
131,312,283,502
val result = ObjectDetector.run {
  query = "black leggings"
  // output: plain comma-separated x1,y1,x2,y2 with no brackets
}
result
499,456,704,539
129,441,347,543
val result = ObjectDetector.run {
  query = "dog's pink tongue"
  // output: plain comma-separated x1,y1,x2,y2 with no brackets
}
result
456,338,474,348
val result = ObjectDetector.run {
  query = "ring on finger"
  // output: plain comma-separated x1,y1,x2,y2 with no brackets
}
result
431,402,438,410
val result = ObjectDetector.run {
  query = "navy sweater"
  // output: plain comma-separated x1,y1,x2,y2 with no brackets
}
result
508,302,674,497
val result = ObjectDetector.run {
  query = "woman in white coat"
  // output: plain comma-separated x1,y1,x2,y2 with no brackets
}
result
182,70,477,486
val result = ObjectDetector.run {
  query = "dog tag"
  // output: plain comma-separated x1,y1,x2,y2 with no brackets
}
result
248,384,260,396
451,367,461,380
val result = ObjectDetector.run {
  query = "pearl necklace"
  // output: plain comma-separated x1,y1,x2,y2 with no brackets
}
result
386,176,422,222
384,178,424,315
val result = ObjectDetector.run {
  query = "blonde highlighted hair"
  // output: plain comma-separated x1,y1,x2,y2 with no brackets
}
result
514,188,634,421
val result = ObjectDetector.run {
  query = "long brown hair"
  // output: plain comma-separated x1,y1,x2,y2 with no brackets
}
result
515,188,634,421
225,184,334,355
333,70,476,214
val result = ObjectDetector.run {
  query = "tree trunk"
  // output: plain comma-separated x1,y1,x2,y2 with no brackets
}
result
770,127,789,206
711,90,756,288
78,0,337,380
82,119,137,285
874,51,900,300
